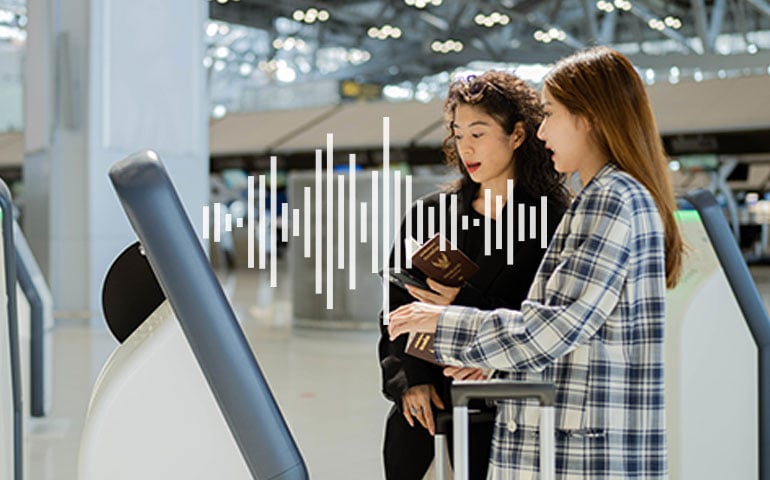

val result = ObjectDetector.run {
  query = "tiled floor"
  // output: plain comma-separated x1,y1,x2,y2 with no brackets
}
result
22,261,770,480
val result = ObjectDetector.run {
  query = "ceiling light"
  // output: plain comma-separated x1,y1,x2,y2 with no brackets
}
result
212,105,227,119
474,11,510,28
292,10,304,21
747,43,758,54
215,46,230,58
239,63,253,76
694,69,703,82
276,65,297,83
318,10,330,21
206,22,219,37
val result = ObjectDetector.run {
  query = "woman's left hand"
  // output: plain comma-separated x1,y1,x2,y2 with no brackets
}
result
405,279,460,306
388,302,445,341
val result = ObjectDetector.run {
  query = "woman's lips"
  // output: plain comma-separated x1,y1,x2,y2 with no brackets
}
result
466,162,480,173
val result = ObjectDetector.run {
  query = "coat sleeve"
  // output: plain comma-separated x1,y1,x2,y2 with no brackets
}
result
433,189,632,372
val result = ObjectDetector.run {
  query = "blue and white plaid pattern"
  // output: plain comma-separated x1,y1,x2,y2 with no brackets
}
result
435,164,668,479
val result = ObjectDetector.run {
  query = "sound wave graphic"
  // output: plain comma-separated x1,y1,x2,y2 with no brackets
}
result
203,117,549,318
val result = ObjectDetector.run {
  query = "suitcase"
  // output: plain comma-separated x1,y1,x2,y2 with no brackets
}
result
434,380,556,480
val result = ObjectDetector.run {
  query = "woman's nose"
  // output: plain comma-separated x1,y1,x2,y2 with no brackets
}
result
536,122,545,141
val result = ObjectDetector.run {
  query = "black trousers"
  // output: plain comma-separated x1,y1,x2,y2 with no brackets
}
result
383,403,494,480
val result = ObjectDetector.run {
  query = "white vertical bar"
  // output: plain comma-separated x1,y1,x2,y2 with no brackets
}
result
371,171,378,273
248,175,255,268
453,406,470,480
450,194,458,249
270,156,277,287
416,200,424,243
495,195,503,249
259,175,266,269
393,171,401,272
225,213,232,232
427,207,435,238
315,150,322,294
541,406,555,480
529,205,537,239
349,154,357,289
360,202,368,243
518,204,525,241
214,202,221,243
541,196,548,249
281,203,289,242
338,175,345,270
236,217,243,228
462,215,468,231
484,189,491,256
202,206,210,240
382,117,390,323
507,179,514,265
302,190,310,259
439,193,447,250
405,175,413,269
327,134,334,309
292,208,301,237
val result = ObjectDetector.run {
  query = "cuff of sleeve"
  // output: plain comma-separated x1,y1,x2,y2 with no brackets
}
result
434,305,482,366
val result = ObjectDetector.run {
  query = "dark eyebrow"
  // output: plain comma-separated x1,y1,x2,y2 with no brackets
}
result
452,120,491,129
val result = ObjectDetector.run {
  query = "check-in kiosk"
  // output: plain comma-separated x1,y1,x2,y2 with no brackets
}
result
0,179,21,480
667,189,770,480
78,151,307,479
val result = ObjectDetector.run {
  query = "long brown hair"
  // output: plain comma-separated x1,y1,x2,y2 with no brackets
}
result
442,71,570,207
544,46,683,288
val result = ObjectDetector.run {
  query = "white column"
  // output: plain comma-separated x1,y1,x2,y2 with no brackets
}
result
23,0,209,321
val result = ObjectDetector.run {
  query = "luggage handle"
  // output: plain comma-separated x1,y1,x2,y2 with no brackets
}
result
452,380,556,406
449,380,556,480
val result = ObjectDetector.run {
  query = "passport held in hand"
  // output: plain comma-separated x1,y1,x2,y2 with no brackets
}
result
405,331,441,366
410,233,479,287
383,233,479,294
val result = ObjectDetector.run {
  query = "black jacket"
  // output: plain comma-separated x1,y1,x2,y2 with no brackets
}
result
378,181,567,408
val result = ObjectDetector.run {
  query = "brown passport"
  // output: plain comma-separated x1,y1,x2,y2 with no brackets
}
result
411,233,479,287
405,331,441,365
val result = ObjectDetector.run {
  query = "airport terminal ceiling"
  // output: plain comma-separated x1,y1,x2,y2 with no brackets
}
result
207,0,770,101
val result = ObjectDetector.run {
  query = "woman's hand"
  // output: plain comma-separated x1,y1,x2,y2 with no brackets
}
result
401,384,445,435
405,279,460,306
388,302,444,341
443,366,488,381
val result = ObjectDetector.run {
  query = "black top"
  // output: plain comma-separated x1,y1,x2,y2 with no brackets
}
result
378,182,567,407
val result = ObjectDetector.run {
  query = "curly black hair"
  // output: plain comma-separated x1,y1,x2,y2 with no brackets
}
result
442,71,570,207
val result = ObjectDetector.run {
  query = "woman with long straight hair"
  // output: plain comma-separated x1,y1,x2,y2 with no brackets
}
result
388,46,684,479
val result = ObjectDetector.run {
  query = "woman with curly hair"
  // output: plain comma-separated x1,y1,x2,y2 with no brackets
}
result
378,71,570,479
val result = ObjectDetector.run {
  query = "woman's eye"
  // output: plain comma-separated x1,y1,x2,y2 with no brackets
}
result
471,132,483,138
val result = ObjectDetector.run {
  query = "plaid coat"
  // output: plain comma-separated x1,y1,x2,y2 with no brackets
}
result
435,164,668,479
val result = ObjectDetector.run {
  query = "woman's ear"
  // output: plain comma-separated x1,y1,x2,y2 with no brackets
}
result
510,121,526,150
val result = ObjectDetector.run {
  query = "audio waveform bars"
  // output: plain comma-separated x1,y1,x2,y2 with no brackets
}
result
202,116,550,313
